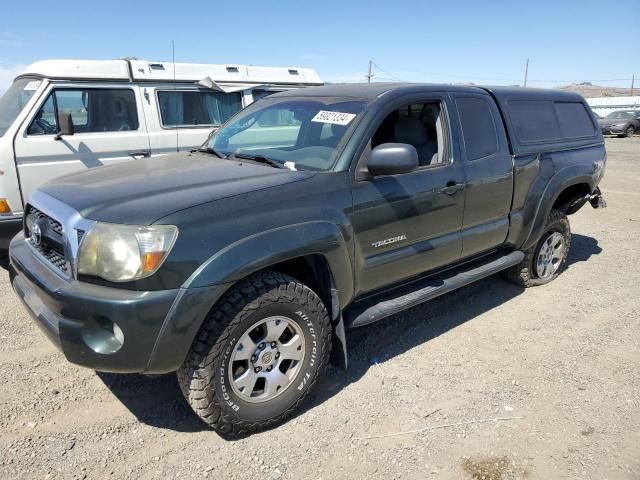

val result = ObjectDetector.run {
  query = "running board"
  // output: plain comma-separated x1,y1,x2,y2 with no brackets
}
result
345,251,525,328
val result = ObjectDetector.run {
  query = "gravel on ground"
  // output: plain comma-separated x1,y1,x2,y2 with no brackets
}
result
1,137,638,480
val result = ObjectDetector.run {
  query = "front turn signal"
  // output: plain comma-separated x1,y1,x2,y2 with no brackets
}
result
0,198,11,214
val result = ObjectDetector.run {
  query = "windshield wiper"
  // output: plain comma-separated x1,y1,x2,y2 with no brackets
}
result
194,147,227,159
229,152,286,169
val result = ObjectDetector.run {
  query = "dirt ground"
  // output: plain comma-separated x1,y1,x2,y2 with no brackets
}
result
1,137,638,480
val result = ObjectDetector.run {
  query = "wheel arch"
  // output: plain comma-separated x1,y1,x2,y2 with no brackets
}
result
183,221,353,302
552,182,593,215
523,170,593,250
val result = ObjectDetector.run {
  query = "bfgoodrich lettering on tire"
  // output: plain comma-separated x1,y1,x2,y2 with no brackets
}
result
177,271,332,435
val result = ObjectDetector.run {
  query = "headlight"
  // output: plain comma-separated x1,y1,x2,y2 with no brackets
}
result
77,223,178,282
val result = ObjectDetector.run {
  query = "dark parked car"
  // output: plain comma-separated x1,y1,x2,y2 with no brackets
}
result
10,84,606,435
598,109,640,137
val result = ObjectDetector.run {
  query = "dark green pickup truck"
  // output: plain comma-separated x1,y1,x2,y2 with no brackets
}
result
9,83,606,435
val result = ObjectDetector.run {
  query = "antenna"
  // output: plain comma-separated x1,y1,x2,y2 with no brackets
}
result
366,60,374,84
172,40,179,153
523,58,529,87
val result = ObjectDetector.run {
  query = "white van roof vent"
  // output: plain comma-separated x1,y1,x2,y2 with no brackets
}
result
288,69,299,75
149,63,165,71
226,66,240,73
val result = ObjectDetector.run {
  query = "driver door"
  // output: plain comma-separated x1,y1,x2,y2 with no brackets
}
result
13,83,150,204
349,95,466,296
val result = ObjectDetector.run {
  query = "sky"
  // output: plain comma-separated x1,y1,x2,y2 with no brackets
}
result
0,0,638,93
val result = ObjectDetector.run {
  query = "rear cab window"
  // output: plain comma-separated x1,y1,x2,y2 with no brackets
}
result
455,96,499,160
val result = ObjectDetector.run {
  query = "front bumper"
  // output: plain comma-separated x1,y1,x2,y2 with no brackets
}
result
600,126,626,135
9,233,229,373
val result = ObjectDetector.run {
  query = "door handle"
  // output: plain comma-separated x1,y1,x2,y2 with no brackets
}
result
128,150,150,159
439,181,464,195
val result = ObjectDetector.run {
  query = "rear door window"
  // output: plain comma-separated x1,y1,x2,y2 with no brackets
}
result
554,102,596,138
157,90,242,127
455,97,499,160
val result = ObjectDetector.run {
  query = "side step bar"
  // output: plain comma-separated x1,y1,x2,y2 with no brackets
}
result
345,250,525,328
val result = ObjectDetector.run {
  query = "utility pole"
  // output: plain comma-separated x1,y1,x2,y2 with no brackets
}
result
631,74,635,96
366,60,374,84
523,58,529,88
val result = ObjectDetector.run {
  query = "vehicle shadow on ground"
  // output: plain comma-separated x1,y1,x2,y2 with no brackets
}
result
96,371,207,432
97,233,602,437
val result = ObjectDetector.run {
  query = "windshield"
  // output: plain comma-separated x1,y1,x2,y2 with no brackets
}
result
604,111,636,120
0,78,41,137
207,96,369,171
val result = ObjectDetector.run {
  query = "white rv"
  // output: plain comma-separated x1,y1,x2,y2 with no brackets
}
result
0,59,322,252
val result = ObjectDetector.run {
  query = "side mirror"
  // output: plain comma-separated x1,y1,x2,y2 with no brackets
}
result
368,143,419,176
55,112,74,140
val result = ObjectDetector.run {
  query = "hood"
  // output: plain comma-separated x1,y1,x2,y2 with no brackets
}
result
40,152,314,224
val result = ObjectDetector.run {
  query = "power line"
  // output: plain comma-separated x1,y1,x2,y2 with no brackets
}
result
366,59,633,87
371,62,404,82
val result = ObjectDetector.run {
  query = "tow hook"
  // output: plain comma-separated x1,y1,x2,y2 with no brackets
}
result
589,187,607,209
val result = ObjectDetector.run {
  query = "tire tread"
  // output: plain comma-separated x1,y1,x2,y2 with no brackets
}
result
177,271,331,435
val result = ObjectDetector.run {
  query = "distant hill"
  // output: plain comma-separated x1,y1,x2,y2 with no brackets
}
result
556,83,634,98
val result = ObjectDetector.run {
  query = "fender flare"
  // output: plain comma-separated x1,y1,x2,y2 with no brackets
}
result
183,221,354,304
523,166,594,250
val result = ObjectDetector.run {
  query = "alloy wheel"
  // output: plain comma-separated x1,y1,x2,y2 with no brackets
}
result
228,316,305,403
535,231,565,279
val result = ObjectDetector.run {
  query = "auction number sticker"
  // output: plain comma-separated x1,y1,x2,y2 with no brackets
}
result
311,110,356,126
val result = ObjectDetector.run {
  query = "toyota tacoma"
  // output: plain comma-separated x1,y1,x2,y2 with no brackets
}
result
10,83,606,435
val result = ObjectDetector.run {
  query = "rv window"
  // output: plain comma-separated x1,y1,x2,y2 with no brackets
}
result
28,88,139,135
252,89,281,102
158,91,242,127
554,102,596,138
455,97,499,160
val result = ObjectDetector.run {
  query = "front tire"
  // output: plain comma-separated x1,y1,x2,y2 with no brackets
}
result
177,271,331,435
504,209,571,287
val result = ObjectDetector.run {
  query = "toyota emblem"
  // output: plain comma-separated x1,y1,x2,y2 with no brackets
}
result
31,222,43,247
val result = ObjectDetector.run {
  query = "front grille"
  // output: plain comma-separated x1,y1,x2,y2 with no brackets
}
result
24,204,69,275
25,205,63,236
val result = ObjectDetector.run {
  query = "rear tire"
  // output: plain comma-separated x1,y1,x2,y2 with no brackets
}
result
504,209,571,287
177,271,331,435
625,125,635,138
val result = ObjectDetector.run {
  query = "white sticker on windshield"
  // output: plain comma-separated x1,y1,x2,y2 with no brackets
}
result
24,80,41,91
311,110,356,126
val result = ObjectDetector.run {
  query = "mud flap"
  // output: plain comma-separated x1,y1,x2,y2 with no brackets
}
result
330,287,348,369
